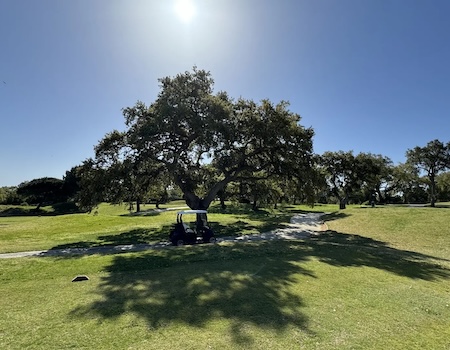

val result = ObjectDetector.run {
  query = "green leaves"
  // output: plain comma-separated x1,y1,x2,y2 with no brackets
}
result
90,67,315,209
17,177,66,209
319,151,394,205
406,139,450,176
406,139,450,206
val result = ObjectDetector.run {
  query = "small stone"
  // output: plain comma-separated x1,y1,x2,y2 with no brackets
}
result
72,275,89,282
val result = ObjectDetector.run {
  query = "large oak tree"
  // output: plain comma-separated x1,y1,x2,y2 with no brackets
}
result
93,68,315,210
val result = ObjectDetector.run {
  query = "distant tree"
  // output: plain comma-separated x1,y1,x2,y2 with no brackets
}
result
92,68,315,211
318,151,394,207
0,187,7,204
62,166,82,200
230,176,284,210
354,153,394,204
74,159,108,212
16,177,65,210
93,132,171,212
145,175,170,209
406,139,450,207
167,185,184,202
436,171,450,202
389,163,416,203
0,187,22,205
280,170,321,205
319,151,358,209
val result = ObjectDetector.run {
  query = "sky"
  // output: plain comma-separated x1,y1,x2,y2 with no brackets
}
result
1,0,450,187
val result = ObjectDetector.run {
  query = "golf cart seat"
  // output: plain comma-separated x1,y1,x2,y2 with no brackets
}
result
183,223,194,234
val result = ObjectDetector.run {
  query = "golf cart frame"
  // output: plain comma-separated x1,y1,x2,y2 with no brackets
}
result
169,210,216,246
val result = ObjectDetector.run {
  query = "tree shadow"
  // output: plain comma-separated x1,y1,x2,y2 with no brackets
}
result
70,242,314,344
209,220,258,237
320,211,350,222
0,207,41,217
207,203,259,215
50,224,174,251
0,202,82,217
209,216,292,237
97,226,170,245
307,230,450,280
209,207,300,237
119,209,162,217
67,229,449,345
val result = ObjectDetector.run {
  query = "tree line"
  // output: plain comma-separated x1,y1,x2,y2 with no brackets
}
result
2,68,450,211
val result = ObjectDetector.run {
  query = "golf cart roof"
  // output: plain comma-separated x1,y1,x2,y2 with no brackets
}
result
177,210,208,215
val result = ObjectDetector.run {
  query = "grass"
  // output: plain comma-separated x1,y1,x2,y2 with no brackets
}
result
0,202,197,253
0,202,449,349
0,202,329,254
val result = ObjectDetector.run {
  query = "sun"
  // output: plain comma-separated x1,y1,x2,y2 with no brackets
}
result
174,0,196,23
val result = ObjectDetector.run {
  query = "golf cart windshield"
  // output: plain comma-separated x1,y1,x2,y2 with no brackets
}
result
176,210,208,228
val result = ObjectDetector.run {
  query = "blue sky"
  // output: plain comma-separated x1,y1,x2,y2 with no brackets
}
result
1,0,450,187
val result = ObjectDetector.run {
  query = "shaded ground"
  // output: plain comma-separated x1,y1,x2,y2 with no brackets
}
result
69,223,450,346
0,202,81,216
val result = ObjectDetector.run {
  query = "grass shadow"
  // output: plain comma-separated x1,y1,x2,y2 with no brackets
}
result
50,224,174,251
70,242,314,344
209,220,258,237
68,230,450,345
0,202,82,217
320,211,349,222
307,230,450,280
209,214,293,237
119,209,163,217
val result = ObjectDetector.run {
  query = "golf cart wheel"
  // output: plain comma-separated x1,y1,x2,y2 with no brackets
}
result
208,237,217,244
176,239,184,246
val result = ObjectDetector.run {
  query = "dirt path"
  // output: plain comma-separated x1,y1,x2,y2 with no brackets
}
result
0,213,327,259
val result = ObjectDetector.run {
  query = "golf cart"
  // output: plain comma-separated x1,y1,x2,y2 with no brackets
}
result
169,210,216,246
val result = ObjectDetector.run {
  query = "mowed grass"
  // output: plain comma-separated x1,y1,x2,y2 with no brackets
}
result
0,203,179,253
0,203,449,349
0,201,311,253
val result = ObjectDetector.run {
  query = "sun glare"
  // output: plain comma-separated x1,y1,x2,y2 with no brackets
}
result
174,0,196,23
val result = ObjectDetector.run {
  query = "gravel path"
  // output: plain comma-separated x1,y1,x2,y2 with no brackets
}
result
0,213,326,259
217,212,326,243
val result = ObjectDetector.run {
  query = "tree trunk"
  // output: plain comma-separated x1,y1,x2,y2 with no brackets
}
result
376,188,384,204
339,198,346,210
220,196,226,210
430,174,436,207
136,199,141,213
184,192,207,210
252,196,258,211
182,176,235,210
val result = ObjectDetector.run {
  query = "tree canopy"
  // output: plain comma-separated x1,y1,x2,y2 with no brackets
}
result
16,177,65,210
406,139,450,207
318,151,394,208
91,68,316,210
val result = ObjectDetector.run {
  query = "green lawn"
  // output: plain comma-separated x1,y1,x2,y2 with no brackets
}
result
0,203,449,349
0,202,326,253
